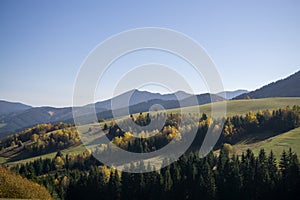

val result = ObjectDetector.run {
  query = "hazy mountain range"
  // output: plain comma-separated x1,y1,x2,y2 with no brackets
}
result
0,101,32,116
0,90,225,137
217,90,248,100
235,70,300,99
0,70,299,138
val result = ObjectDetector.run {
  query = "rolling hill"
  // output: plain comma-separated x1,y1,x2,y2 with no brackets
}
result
216,89,248,99
1,97,300,166
0,100,31,115
233,127,300,159
0,91,224,137
94,89,192,110
0,166,52,199
0,107,74,138
236,70,300,99
1,68,300,138
167,97,300,117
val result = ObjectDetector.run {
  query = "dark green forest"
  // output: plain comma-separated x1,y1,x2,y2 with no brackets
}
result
102,105,300,154
12,147,300,200
2,105,299,199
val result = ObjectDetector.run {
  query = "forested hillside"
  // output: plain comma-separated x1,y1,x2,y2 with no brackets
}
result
10,146,300,200
1,105,300,199
0,100,31,115
236,70,300,99
0,122,80,161
103,105,300,155
0,166,52,199
0,91,224,136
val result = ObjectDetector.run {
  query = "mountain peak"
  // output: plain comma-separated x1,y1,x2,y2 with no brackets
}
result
0,100,32,115
235,70,300,99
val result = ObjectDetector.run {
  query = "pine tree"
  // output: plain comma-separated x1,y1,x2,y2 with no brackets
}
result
254,149,270,199
103,123,108,131
108,169,121,200
280,148,300,198
267,151,278,187
162,168,173,199
170,163,184,199
121,170,134,200
227,155,242,200
199,161,216,199
241,149,256,200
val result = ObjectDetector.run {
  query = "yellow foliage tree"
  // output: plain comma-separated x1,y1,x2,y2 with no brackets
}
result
112,137,123,146
0,167,52,199
123,132,133,141
31,134,39,142
98,165,111,183
55,156,65,169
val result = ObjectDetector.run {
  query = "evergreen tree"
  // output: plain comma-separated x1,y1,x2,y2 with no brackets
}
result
162,168,173,199
254,149,270,199
267,150,279,198
198,161,216,200
108,169,121,200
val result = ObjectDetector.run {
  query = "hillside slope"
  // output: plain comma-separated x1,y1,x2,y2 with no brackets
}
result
1,97,299,166
0,166,52,199
167,97,300,117
0,123,80,162
0,100,31,115
0,92,224,137
0,107,74,138
236,70,300,99
233,127,300,159
217,89,248,99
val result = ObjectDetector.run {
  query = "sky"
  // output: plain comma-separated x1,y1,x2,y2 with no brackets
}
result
0,0,300,107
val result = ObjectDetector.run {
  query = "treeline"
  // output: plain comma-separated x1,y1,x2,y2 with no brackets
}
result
13,147,300,200
1,106,299,156
0,166,52,199
103,106,300,153
13,150,100,198
0,122,80,156
2,106,300,199
219,105,300,144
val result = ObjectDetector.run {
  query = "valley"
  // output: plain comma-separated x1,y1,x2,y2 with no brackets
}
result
1,70,300,199
1,97,300,166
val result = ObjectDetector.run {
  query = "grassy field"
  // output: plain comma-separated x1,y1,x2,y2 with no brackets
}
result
7,144,87,165
2,97,300,165
0,123,6,128
233,127,300,159
167,97,300,117
0,156,7,164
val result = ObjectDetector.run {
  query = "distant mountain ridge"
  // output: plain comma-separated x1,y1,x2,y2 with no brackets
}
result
94,89,192,110
0,90,224,137
217,90,248,100
2,69,299,138
0,100,32,115
235,70,300,99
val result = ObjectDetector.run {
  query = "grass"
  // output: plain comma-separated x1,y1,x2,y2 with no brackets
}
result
0,123,6,128
3,97,300,165
233,127,300,159
167,97,300,117
7,144,87,165
0,156,7,164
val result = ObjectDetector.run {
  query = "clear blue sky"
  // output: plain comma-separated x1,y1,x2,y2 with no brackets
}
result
0,0,299,107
